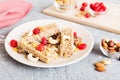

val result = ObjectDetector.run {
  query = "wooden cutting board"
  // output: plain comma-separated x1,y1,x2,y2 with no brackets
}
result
43,0,120,34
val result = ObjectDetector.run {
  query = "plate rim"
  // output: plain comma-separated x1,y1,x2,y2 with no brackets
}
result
4,19,94,68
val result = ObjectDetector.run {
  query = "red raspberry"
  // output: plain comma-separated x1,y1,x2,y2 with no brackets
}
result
80,6,85,11
85,13,91,18
10,39,18,47
99,2,104,7
74,32,77,37
36,44,45,51
78,43,87,50
94,6,101,11
82,2,88,7
41,37,47,45
90,3,95,10
98,7,104,12
102,6,106,11
90,2,106,12
94,2,100,7
33,27,40,35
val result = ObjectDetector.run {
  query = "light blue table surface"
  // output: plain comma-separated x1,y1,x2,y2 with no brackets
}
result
0,0,120,80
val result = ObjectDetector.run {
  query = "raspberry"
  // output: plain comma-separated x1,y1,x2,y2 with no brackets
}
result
99,2,104,7
74,32,77,37
90,2,107,12
102,6,106,11
78,43,87,50
85,13,91,18
94,6,101,11
80,6,85,11
36,44,45,51
90,3,94,10
90,3,98,11
10,39,18,47
82,2,88,7
33,27,40,35
94,2,100,7
41,37,47,45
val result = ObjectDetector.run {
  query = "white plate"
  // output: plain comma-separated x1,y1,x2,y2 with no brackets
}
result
5,19,94,68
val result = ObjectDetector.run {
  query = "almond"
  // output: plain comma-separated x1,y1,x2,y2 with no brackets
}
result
102,39,106,44
102,42,108,48
116,43,120,47
109,49,116,53
108,47,115,50
94,62,105,67
95,66,106,72
116,47,120,52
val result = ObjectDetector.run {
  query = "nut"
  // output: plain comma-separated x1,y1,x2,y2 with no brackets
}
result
27,53,39,62
108,47,115,50
116,47,120,52
102,39,107,47
109,49,116,53
102,39,106,43
108,40,115,47
101,39,120,53
103,47,109,51
48,37,60,44
74,37,82,46
94,59,111,72
102,42,108,48
95,62,105,67
101,59,111,65
95,66,106,72
116,43,120,47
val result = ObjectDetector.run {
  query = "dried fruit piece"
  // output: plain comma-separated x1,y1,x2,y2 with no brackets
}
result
10,39,18,47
